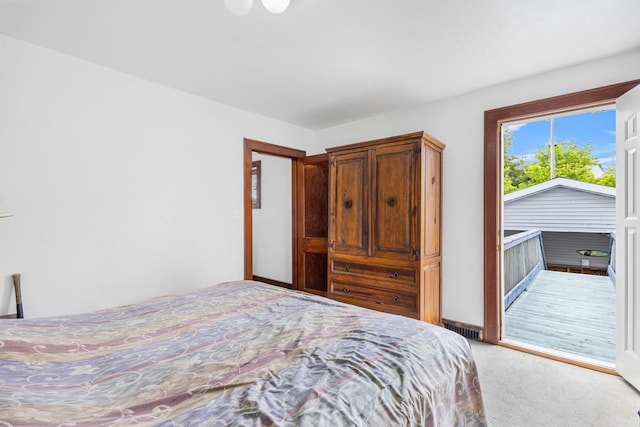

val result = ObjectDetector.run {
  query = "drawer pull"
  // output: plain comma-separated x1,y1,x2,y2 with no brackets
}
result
344,265,350,272
392,296,400,303
391,271,399,279
343,287,350,293
387,197,397,207
344,199,353,209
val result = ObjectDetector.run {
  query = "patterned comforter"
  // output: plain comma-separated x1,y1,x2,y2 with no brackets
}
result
0,280,486,426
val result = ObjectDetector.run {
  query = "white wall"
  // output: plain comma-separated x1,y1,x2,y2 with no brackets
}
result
252,153,293,283
315,48,640,327
0,34,315,318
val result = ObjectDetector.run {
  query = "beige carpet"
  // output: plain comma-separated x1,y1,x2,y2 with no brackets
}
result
469,341,640,427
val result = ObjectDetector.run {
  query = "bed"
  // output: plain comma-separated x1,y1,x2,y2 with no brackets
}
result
0,280,486,426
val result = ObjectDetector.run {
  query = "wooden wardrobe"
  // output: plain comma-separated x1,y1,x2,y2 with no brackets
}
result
325,131,444,324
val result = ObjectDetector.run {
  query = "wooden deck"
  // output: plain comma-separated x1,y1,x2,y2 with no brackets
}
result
504,270,615,364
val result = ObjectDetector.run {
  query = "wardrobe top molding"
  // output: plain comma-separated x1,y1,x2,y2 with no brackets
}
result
325,131,445,154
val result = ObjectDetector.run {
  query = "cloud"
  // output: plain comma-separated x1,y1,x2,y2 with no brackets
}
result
598,156,615,167
592,142,615,157
504,123,527,132
510,152,537,163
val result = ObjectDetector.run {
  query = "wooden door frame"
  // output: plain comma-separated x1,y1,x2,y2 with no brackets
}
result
243,138,306,286
484,79,640,344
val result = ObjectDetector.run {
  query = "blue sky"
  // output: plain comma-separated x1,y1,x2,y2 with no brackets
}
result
503,108,616,170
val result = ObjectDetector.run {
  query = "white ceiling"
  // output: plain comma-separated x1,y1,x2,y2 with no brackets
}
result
1,0,639,129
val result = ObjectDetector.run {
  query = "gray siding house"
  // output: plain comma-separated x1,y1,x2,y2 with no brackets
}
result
504,178,615,272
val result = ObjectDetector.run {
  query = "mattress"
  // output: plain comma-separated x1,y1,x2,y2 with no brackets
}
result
0,280,486,426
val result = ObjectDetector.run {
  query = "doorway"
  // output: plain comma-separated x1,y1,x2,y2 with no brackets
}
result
243,138,305,289
242,138,329,293
483,79,640,373
500,107,617,366
252,152,294,286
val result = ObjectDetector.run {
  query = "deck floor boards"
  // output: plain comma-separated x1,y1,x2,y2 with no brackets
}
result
504,270,615,363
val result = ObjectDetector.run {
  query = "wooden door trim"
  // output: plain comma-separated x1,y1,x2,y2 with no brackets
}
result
243,138,306,284
483,79,640,344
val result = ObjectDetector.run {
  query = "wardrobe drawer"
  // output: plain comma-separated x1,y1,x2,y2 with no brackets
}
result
331,260,416,284
329,280,417,317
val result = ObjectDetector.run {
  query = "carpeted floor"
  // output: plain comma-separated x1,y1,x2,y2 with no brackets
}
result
469,341,640,427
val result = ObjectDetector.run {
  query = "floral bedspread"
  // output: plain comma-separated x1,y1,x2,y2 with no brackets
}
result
0,280,486,426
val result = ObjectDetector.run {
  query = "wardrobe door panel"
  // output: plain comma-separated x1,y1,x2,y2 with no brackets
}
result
330,151,369,256
372,144,417,260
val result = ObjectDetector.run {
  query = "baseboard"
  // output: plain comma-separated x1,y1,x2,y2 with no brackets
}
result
252,275,293,290
0,314,18,319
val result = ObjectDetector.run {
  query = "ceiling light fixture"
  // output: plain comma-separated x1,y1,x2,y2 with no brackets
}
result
224,0,253,16
261,0,290,14
225,0,290,15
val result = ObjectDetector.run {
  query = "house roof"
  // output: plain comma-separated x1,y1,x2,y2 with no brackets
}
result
0,1,639,129
504,177,615,204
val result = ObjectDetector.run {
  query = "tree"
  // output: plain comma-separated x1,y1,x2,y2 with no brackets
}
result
596,166,616,187
503,129,530,193
524,141,599,184
503,137,616,194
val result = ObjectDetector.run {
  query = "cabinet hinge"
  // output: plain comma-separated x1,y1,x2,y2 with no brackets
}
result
413,249,420,256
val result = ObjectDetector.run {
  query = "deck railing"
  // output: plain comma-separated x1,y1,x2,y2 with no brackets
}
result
503,229,546,309
608,232,616,283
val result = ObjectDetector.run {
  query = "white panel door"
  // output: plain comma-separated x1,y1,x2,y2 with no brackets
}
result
616,85,640,391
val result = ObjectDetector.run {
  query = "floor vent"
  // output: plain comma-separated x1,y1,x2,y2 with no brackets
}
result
442,319,483,341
